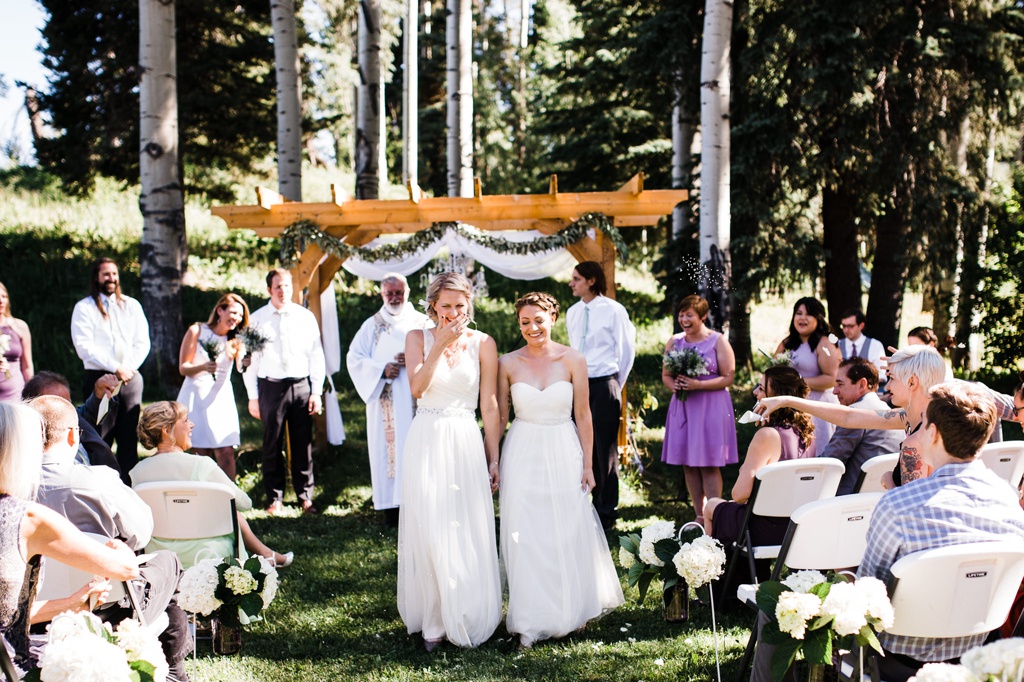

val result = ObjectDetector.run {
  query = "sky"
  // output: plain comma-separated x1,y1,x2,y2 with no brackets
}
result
0,0,47,165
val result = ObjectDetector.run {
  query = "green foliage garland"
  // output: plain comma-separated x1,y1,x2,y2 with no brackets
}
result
278,212,629,267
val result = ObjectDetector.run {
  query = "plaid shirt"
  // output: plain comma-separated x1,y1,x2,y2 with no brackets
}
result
858,459,1024,661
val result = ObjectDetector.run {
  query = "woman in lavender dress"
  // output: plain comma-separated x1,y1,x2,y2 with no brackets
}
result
660,295,738,525
775,297,839,445
0,282,34,403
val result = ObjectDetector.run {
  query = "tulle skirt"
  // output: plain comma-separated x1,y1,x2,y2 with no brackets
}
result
397,409,502,647
500,418,624,646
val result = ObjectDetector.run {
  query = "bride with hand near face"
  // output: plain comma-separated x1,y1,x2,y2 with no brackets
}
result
396,273,502,652
497,292,624,650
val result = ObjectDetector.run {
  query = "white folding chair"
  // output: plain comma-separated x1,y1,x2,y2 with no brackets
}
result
0,640,17,682
841,540,1024,681
853,452,900,493
734,493,884,682
980,442,1024,490
134,481,240,569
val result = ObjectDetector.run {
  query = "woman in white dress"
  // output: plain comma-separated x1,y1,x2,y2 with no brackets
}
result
497,292,624,649
397,273,502,651
176,293,249,480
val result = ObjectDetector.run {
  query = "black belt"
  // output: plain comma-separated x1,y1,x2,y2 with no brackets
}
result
589,374,617,382
260,377,307,384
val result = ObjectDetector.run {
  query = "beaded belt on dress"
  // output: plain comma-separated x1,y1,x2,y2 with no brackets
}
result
514,417,572,426
417,407,475,418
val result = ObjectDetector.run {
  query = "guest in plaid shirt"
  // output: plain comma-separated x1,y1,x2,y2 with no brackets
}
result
855,382,1024,680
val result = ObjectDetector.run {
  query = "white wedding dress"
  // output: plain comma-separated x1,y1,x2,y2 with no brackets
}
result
397,331,502,647
500,381,624,647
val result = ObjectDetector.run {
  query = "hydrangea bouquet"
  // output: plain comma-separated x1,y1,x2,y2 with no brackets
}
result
757,570,895,682
24,610,168,682
663,348,710,401
908,637,1024,681
178,556,279,627
0,333,11,379
618,520,726,603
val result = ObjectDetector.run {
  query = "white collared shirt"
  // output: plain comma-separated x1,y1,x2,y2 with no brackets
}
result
70,294,151,372
243,301,327,399
566,295,636,385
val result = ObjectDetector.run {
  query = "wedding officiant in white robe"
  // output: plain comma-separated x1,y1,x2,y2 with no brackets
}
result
347,274,432,525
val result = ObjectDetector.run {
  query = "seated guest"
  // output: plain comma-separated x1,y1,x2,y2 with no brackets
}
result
22,370,121,473
0,402,138,674
28,395,192,682
130,401,292,569
817,358,903,494
704,365,815,550
752,382,1024,682
906,326,953,381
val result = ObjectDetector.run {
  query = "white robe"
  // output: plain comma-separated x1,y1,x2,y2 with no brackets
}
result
346,304,432,510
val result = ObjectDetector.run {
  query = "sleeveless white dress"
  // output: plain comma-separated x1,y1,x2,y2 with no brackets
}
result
397,331,502,647
175,325,240,448
500,381,625,647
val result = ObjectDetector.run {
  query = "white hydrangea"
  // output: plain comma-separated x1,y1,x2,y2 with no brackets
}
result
178,558,224,616
224,565,258,596
856,576,895,630
908,663,980,682
618,546,636,569
960,638,1024,681
258,555,280,609
775,591,822,640
46,611,106,643
114,618,169,682
672,535,726,589
819,581,869,636
781,570,828,594
638,520,675,567
38,632,132,682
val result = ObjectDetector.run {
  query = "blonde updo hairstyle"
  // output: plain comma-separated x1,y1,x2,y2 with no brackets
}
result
425,272,474,323
514,292,560,321
138,401,189,450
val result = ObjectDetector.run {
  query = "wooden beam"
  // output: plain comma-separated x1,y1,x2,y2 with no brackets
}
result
211,188,688,233
549,175,558,195
618,172,644,195
257,186,287,209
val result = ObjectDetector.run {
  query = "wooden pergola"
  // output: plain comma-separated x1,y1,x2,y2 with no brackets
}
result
212,173,687,451
212,173,688,326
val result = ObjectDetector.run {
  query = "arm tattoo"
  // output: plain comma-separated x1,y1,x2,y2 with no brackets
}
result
882,410,900,420
900,445,926,483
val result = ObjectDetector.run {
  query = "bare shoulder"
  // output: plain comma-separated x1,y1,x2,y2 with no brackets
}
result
9,317,31,338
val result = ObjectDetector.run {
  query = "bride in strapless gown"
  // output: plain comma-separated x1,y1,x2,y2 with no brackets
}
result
498,293,624,648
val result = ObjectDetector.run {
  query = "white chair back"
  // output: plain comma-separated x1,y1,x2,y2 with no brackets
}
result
980,442,1024,490
854,452,900,493
783,493,883,572
134,481,238,541
750,458,845,518
887,541,1024,638
37,533,126,604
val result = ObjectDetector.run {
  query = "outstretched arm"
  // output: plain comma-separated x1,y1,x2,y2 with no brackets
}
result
755,396,907,431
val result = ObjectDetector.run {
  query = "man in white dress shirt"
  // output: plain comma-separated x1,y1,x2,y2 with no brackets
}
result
837,308,886,383
70,258,150,481
243,269,327,515
346,274,432,527
566,261,636,531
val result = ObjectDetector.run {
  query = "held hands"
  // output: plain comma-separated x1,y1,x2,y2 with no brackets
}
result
488,461,500,493
581,468,596,494
93,373,121,400
674,375,701,392
199,360,218,375
383,362,401,380
115,367,134,383
70,579,112,613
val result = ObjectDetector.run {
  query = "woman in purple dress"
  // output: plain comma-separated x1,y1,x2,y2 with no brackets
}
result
775,297,839,445
660,295,738,525
0,282,34,403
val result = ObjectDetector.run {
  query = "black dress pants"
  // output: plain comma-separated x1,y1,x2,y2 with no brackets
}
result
588,375,621,530
82,369,142,484
258,377,315,504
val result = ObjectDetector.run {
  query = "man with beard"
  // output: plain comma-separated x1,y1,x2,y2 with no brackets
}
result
70,258,150,480
347,273,432,527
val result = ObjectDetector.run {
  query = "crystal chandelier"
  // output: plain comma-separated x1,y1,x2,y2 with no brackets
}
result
420,251,489,299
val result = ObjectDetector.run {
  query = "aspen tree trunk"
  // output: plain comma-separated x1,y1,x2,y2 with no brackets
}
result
403,0,419,186
139,0,186,394
446,0,473,197
271,0,303,201
698,0,732,331
357,0,382,199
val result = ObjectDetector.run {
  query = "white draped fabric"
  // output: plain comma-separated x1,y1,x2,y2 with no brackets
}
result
319,284,346,445
340,227,585,281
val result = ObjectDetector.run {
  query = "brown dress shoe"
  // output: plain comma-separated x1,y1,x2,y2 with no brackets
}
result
301,500,319,515
266,500,283,515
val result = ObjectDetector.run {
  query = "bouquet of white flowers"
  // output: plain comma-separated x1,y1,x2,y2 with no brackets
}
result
178,556,279,627
0,333,11,379
619,520,725,602
757,571,895,682
24,610,168,682
906,637,1024,681
663,347,710,401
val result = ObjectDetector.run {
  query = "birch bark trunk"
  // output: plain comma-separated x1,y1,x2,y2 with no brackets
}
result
357,0,382,199
446,0,473,197
271,0,303,201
